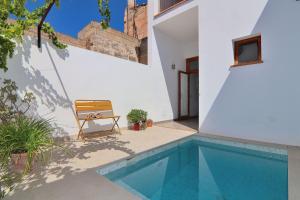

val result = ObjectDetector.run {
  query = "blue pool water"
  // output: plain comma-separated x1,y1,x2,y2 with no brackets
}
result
102,139,288,200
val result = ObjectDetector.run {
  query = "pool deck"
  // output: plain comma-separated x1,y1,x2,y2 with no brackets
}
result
5,125,196,200
5,121,300,200
288,147,300,200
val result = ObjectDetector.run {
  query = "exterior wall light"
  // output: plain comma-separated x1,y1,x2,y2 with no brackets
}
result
171,64,176,70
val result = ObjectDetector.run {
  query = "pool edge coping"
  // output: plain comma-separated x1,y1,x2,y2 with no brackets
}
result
97,133,289,176
97,132,293,200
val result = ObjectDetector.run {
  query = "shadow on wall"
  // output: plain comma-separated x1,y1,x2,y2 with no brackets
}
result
5,36,73,137
200,0,300,145
153,28,185,119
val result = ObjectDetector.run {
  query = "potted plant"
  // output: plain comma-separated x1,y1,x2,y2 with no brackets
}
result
146,119,153,127
127,109,148,131
0,116,55,174
140,110,148,130
0,80,65,198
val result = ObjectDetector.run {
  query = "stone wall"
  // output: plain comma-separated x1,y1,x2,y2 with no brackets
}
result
24,24,86,49
13,2,149,65
78,21,141,62
138,38,148,65
123,1,148,64
124,3,148,40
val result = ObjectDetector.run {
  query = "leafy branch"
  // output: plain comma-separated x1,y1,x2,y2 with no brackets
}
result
0,79,35,124
0,0,110,72
98,0,111,29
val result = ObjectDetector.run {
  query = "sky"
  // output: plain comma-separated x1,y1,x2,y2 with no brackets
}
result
26,0,147,38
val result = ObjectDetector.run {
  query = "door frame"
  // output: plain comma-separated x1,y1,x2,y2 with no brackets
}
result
177,56,199,120
186,56,199,73
178,70,189,120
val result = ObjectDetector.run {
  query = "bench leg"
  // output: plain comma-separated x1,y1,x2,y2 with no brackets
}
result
77,119,87,140
111,117,121,134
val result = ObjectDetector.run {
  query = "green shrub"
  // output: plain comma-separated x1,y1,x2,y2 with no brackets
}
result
0,116,54,173
0,79,35,123
127,109,148,124
0,168,18,199
0,116,55,199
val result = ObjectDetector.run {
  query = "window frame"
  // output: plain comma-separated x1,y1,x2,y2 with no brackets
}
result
231,34,263,67
186,56,199,73
154,0,188,18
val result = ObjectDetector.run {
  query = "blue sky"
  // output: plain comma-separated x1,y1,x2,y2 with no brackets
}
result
26,0,147,38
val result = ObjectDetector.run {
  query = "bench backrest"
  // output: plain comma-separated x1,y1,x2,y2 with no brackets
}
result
75,100,114,118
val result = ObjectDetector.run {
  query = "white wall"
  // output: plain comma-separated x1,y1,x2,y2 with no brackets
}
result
151,29,199,119
198,0,300,146
152,28,186,119
152,0,198,27
2,36,174,137
150,0,300,146
153,0,159,15
150,1,199,119
7,0,298,146
182,39,198,59
2,1,199,137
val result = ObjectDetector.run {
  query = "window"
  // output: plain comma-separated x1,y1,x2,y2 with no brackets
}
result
155,0,187,17
160,0,186,12
232,34,262,67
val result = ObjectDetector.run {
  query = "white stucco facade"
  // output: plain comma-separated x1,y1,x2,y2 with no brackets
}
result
2,37,175,137
198,0,300,146
2,0,300,146
151,0,300,146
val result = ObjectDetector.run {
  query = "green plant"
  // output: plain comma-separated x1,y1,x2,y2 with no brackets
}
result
0,116,54,173
0,0,65,71
0,0,110,72
98,0,111,29
0,116,55,199
0,168,19,199
0,79,35,123
127,109,148,124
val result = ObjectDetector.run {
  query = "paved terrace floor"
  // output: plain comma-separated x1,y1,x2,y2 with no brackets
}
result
5,122,197,200
5,119,300,200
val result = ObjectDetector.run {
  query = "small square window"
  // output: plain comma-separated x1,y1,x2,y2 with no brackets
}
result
232,34,262,67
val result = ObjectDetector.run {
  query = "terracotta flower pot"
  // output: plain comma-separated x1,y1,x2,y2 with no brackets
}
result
11,153,31,173
132,123,140,131
146,119,153,127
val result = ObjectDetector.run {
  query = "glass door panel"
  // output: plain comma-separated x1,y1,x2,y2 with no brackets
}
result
178,71,188,119
189,73,199,117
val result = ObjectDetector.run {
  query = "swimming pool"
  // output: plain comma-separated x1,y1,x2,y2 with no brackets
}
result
98,137,288,200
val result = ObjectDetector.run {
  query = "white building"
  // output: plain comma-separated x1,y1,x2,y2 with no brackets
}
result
3,0,300,146
149,0,300,146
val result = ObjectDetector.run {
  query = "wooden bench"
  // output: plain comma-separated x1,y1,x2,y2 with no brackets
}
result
75,100,120,139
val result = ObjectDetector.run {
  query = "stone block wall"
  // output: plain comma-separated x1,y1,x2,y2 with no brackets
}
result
78,21,141,62
24,24,86,49
13,12,148,64
124,3,148,40
138,38,148,64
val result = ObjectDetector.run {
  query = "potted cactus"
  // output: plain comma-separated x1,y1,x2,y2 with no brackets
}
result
127,109,148,131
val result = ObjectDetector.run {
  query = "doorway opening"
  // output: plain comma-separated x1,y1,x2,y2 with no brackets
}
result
178,56,199,121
